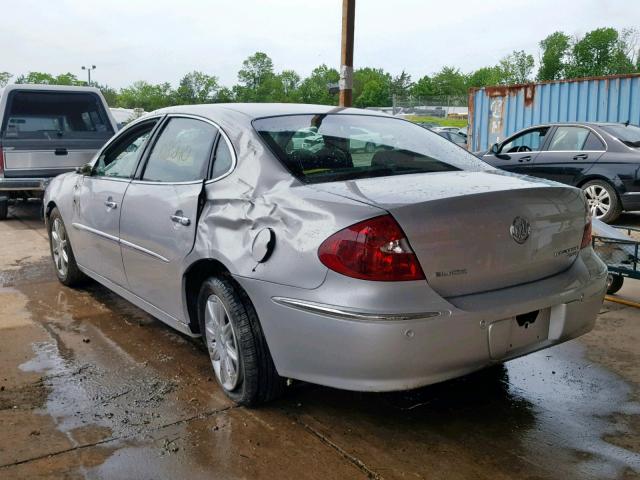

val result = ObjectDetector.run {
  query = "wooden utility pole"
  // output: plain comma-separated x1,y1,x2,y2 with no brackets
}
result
339,0,355,107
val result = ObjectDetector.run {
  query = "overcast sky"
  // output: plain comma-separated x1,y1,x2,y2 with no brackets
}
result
2,0,638,88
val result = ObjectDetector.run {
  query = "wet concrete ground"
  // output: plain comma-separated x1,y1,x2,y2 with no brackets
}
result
1,201,639,480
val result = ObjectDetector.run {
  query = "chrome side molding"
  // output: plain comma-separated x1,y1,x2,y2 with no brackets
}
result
272,296,444,322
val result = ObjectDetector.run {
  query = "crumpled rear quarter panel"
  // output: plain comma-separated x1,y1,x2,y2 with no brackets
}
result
190,113,384,289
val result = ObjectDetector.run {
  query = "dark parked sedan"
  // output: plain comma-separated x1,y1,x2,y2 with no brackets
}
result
480,122,640,222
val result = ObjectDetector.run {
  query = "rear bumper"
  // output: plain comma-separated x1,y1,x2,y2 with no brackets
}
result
0,177,49,192
235,248,607,392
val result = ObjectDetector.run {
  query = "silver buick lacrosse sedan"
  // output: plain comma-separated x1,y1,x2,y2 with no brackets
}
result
44,104,607,405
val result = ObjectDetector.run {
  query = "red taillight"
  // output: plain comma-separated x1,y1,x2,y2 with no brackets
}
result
318,215,426,281
581,217,592,249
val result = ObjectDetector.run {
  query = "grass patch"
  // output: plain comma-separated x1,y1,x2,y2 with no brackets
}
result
405,115,468,128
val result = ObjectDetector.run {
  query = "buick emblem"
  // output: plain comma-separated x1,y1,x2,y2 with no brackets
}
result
510,216,531,244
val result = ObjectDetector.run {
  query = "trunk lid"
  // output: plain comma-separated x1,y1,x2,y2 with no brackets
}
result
313,171,587,297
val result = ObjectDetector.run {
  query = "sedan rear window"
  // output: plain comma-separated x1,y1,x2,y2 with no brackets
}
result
253,114,490,184
600,124,640,148
1,91,114,140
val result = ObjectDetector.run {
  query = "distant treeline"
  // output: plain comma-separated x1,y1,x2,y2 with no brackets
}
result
1,27,638,111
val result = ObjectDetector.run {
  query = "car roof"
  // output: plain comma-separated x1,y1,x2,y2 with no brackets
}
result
151,103,391,121
0,84,104,95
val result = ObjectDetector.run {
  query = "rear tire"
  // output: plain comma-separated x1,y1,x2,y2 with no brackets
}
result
0,197,8,220
48,208,86,287
198,276,285,406
582,180,621,223
606,274,624,295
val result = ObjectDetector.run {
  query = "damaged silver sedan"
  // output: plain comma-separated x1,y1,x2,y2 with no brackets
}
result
44,104,608,405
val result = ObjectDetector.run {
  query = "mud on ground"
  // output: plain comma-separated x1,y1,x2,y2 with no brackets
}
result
1,201,639,480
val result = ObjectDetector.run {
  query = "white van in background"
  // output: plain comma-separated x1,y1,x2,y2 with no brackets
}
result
0,84,117,219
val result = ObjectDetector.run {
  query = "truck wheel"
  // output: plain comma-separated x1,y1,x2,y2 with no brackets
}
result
198,276,285,406
606,274,624,295
582,180,621,223
0,197,8,220
48,208,86,287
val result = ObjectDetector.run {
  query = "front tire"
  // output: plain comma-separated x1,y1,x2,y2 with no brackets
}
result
582,180,621,223
48,208,86,287
198,276,284,406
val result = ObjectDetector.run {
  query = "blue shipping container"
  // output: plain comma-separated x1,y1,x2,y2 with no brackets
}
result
468,73,640,152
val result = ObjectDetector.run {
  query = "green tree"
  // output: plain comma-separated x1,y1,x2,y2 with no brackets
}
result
96,84,119,106
353,68,391,107
15,71,83,85
391,70,412,98
118,81,175,111
567,27,636,77
175,71,219,104
298,64,339,105
430,66,467,96
237,52,275,101
467,66,504,88
538,32,571,81
499,50,535,84
410,75,435,99
278,70,301,101
0,72,12,87
216,87,235,103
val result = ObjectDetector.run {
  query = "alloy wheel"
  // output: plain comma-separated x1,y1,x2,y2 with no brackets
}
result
584,184,611,219
204,294,242,390
51,218,69,277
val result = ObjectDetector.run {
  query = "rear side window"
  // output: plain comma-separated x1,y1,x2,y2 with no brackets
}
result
1,91,114,140
211,138,233,179
583,132,606,151
142,118,217,182
547,126,590,151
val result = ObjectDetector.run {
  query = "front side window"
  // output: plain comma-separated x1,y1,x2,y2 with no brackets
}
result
547,126,590,151
253,114,490,184
143,118,217,182
94,121,157,178
501,127,549,153
2,91,113,140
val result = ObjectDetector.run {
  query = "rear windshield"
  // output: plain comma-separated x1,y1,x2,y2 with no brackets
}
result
253,114,490,184
1,91,114,140
600,124,640,148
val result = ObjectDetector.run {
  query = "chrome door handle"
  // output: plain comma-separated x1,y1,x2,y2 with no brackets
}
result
104,200,118,209
170,215,191,226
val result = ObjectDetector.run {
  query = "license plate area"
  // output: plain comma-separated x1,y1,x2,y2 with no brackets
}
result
488,308,551,360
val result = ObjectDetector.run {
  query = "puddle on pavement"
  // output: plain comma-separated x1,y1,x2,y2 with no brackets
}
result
2,255,639,479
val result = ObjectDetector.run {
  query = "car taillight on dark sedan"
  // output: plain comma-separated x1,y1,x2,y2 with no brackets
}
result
318,214,426,281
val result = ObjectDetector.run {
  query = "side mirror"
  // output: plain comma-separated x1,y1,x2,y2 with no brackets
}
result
490,143,500,154
76,163,93,176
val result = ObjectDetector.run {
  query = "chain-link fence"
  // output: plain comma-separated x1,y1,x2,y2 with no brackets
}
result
390,95,468,118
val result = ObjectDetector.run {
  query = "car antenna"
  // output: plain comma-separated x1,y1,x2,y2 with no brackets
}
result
624,119,630,127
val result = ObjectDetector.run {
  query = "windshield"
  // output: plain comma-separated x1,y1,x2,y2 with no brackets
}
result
253,114,490,184
600,124,640,148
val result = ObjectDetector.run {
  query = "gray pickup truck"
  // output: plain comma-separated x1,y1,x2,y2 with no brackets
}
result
0,84,117,219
